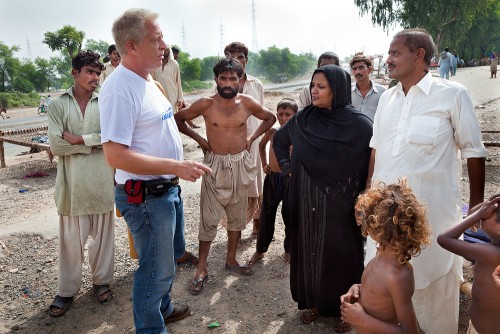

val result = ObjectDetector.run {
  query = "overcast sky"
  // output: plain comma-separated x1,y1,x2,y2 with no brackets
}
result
1,0,400,63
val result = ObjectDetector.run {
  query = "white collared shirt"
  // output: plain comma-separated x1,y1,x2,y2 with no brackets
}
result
367,72,486,289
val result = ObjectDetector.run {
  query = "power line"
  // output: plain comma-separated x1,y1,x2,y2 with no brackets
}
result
219,20,225,55
25,35,32,60
181,21,188,52
251,0,258,52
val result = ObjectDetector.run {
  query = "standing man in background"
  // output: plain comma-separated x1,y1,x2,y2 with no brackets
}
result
365,28,486,334
172,46,180,61
48,50,115,317
99,9,210,333
99,44,120,84
296,52,339,110
223,41,265,235
350,53,386,121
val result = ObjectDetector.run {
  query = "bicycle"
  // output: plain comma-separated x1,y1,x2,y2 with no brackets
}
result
37,105,48,116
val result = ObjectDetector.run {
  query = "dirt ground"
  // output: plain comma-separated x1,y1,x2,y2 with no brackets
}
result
0,89,498,334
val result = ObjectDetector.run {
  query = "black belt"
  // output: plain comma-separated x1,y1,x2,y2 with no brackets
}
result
117,177,179,195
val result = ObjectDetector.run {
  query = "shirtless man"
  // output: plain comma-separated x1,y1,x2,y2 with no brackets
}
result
175,57,276,295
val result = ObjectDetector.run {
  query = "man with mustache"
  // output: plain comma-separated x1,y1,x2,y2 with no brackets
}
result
47,50,115,317
175,57,276,295
364,28,486,333
350,53,386,121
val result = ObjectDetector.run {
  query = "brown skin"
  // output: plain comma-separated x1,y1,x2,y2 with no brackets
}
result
48,63,103,316
437,194,500,334
351,61,373,98
59,65,102,146
174,69,275,290
103,19,210,182
248,106,295,266
340,247,418,334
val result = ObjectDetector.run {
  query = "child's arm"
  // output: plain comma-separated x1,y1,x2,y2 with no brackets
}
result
340,284,361,304
258,129,274,174
340,271,418,334
437,194,500,262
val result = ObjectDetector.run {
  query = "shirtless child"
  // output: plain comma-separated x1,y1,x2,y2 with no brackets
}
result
438,194,500,334
175,57,275,295
248,98,297,266
340,179,431,334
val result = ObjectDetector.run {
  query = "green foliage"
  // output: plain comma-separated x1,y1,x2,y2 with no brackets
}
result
257,46,315,80
43,25,85,58
200,56,221,81
354,0,499,57
0,92,40,108
177,53,202,82
85,39,110,59
182,80,212,93
0,41,21,92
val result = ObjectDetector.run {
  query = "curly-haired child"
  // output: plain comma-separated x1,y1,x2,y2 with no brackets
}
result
340,179,431,334
437,194,500,334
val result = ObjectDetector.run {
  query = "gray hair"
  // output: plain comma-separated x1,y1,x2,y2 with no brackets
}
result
112,8,158,56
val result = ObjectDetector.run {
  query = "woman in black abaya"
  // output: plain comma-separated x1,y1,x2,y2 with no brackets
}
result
273,65,372,332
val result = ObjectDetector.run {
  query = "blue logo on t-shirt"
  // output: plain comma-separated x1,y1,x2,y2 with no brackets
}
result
161,106,174,120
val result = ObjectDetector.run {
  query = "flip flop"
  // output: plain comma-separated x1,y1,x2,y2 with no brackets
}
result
93,284,112,304
176,251,199,265
187,275,208,295
300,308,318,324
224,262,253,276
49,295,74,317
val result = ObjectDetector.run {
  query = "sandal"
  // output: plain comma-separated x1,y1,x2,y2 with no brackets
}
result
224,262,253,276
300,308,318,324
49,295,74,317
187,275,208,295
333,316,352,333
176,251,199,265
93,284,112,304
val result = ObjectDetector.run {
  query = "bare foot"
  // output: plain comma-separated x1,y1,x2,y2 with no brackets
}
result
248,252,265,266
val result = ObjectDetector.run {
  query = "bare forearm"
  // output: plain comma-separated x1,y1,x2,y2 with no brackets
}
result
103,143,181,175
366,149,376,189
467,157,485,209
249,117,275,142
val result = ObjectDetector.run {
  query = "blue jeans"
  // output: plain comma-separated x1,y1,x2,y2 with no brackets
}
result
116,185,185,334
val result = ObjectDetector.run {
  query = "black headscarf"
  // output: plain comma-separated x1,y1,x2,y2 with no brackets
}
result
274,64,373,192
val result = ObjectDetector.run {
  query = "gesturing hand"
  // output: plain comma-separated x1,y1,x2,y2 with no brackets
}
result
177,160,211,182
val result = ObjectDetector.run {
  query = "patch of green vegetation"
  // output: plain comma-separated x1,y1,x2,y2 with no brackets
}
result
182,80,212,93
0,92,40,108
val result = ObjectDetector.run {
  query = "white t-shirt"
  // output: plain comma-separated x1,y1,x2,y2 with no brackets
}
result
99,65,183,184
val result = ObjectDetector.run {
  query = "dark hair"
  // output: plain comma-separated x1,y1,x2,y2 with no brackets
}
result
107,44,117,55
350,53,372,68
318,52,339,67
393,28,435,67
72,50,105,72
224,42,249,59
277,98,298,113
213,57,244,78
171,46,180,53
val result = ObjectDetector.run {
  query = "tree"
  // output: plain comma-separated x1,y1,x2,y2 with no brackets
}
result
200,56,221,81
0,42,21,92
354,0,497,55
43,25,85,59
176,52,201,82
85,39,110,59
